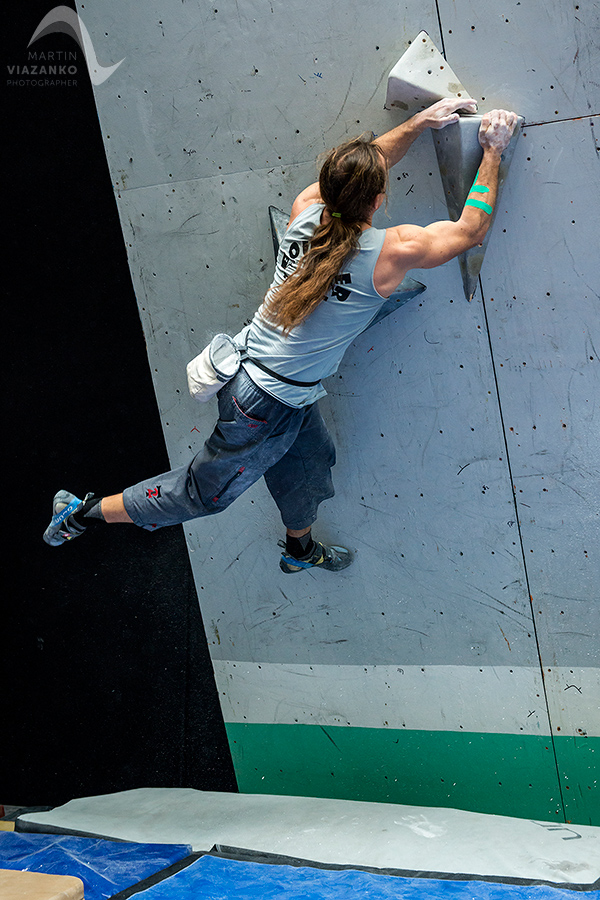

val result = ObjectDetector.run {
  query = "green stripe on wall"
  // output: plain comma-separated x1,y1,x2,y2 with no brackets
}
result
554,734,599,825
226,723,599,826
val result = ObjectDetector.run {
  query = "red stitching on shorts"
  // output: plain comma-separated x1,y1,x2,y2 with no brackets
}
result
233,395,267,427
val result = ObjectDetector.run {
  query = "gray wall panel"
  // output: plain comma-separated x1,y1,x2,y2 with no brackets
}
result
112,126,540,669
81,0,442,191
480,116,600,670
437,0,599,121
109,79,541,667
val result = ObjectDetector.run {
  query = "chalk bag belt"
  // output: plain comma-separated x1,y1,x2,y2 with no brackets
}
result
239,350,321,388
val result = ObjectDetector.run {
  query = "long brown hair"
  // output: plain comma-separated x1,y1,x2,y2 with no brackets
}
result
264,137,387,333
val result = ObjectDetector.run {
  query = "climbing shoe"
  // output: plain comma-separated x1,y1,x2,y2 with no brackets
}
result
43,490,92,546
278,539,353,574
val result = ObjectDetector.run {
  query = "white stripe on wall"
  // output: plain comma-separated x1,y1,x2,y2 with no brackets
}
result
212,662,600,737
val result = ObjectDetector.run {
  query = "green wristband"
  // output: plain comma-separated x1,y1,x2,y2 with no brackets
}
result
465,198,493,215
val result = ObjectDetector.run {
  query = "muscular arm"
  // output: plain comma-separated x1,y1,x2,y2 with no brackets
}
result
376,110,518,290
373,110,518,295
395,145,503,268
288,104,517,275
288,99,478,223
373,98,478,168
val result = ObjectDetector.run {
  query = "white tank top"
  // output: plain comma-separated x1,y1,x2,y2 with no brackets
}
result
235,202,387,407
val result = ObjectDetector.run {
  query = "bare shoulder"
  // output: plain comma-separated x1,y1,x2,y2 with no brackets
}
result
289,182,323,225
378,224,425,265
382,223,424,252
373,225,426,297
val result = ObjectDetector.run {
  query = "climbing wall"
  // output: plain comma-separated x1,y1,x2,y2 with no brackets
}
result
75,0,599,824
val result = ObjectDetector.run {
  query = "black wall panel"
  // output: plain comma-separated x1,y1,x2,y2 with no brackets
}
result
3,4,236,807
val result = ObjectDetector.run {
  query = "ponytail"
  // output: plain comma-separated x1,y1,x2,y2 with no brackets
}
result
264,137,387,333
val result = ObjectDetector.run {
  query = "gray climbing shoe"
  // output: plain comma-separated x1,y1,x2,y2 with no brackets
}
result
43,490,92,546
278,539,353,574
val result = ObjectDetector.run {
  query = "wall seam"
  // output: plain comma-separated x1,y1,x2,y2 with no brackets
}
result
112,162,314,196
478,274,567,822
433,0,447,58
524,113,599,127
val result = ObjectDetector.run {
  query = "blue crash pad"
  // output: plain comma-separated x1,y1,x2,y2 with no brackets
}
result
128,854,600,900
0,832,192,900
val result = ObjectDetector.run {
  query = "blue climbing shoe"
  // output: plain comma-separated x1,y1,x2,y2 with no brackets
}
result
43,490,92,546
278,539,353,574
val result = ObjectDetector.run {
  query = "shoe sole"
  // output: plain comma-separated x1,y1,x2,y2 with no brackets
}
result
43,492,85,546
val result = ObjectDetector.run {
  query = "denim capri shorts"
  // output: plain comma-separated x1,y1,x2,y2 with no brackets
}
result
123,367,336,532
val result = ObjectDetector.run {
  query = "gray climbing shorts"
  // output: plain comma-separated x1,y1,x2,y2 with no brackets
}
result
123,367,336,532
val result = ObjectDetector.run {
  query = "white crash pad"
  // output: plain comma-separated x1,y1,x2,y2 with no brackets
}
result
17,788,600,887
